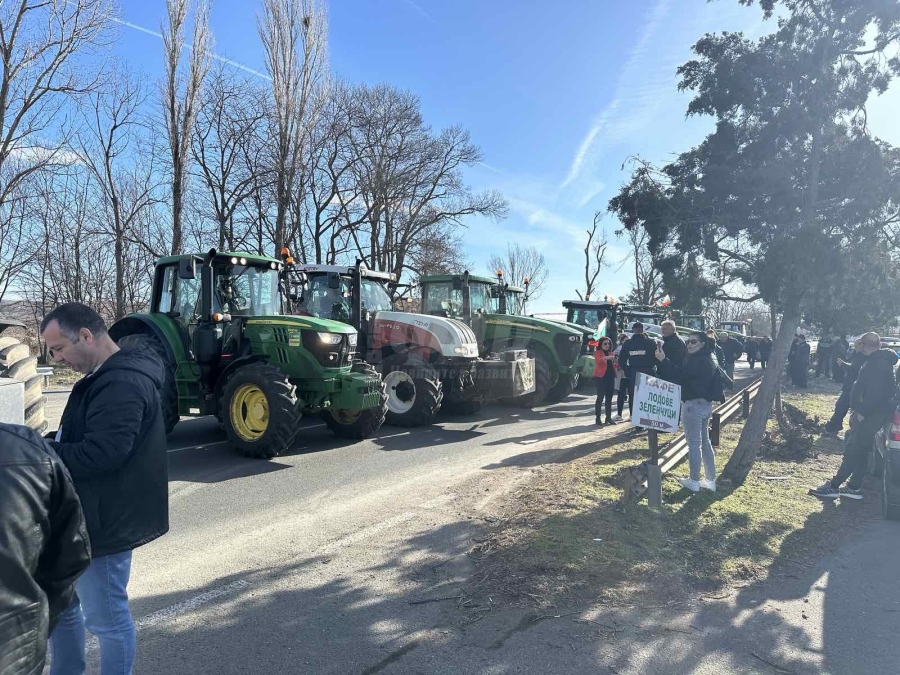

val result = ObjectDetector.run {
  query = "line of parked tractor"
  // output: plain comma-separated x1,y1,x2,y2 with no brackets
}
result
0,248,756,461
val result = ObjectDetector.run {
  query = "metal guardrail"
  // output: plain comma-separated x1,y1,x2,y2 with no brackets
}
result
624,377,764,503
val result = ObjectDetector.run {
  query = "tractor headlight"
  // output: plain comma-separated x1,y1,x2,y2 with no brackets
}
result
568,335,578,342
347,333,358,347
317,332,343,345
453,345,474,356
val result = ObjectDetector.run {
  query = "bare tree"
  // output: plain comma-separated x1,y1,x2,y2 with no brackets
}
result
192,63,268,250
162,0,212,254
487,243,549,305
77,70,160,318
582,212,608,300
0,0,111,302
258,0,329,254
344,84,507,281
618,226,664,307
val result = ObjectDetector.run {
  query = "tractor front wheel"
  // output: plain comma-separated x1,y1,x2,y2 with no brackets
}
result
382,357,443,427
545,372,579,403
220,364,300,459
322,362,388,439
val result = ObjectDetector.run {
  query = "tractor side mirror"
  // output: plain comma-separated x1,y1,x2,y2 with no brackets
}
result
179,257,196,280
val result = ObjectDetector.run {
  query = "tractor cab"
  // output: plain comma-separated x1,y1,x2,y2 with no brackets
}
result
718,320,751,340
562,300,619,342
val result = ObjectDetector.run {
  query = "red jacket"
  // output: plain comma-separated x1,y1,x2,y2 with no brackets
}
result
594,348,617,378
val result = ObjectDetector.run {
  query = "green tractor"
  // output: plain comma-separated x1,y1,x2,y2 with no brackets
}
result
418,272,584,406
559,300,621,382
108,250,387,459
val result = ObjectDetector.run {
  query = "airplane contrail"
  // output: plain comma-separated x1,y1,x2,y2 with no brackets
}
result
106,10,272,81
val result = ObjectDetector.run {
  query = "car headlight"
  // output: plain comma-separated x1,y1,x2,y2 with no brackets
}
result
347,333,358,347
317,332,343,345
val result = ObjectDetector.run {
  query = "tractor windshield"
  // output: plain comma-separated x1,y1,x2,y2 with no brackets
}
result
504,289,525,315
422,282,464,318
304,274,353,322
215,264,281,316
568,308,612,330
360,278,393,313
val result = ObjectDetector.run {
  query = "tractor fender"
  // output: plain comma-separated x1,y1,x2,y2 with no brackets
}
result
109,316,181,365
213,354,272,402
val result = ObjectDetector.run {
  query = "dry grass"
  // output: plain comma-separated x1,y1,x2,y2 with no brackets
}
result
470,377,878,608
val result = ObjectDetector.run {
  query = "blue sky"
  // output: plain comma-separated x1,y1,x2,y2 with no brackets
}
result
113,0,900,313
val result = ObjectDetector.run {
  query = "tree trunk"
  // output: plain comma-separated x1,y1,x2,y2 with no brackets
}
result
721,305,802,483
171,163,183,254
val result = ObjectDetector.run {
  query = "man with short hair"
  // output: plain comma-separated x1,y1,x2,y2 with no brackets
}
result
815,333,834,378
42,303,169,675
660,320,686,365
745,336,759,370
620,322,659,417
1,424,91,675
758,336,773,369
811,332,898,500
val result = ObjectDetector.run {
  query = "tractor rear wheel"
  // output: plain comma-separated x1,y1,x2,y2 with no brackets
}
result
512,350,552,408
117,333,180,435
220,364,300,459
322,362,388,439
382,356,443,427
0,336,47,435
545,372,579,403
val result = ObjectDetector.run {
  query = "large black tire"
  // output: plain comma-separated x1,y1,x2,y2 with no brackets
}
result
382,356,443,427
220,364,300,459
441,398,483,416
322,362,388,439
117,333,180,435
0,336,47,434
884,464,900,521
513,350,553,408
545,372,579,404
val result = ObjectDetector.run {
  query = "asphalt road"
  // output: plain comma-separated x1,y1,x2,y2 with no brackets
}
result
41,363,900,674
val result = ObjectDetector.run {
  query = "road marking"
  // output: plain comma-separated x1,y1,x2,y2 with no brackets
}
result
86,579,250,651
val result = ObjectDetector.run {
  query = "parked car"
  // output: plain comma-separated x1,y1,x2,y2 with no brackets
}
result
872,408,900,520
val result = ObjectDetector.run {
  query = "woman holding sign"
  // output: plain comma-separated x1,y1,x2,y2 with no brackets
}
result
593,336,618,426
654,332,718,493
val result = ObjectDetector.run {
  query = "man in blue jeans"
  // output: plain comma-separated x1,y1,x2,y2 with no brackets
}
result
42,303,169,674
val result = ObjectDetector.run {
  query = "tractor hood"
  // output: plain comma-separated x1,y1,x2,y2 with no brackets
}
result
483,314,582,338
246,316,356,335
372,311,479,358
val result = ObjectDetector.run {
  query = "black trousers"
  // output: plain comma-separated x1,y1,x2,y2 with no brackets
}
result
790,363,808,388
831,414,884,489
825,390,852,431
627,370,655,416
617,377,629,415
595,377,614,422
816,351,832,377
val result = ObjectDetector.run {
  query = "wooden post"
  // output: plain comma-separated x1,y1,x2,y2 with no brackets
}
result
710,413,721,447
647,429,662,507
742,390,751,417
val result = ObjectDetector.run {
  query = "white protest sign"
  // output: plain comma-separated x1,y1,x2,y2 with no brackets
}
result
631,372,682,432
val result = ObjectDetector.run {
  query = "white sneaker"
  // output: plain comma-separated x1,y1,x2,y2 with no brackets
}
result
700,479,717,492
614,413,622,420
677,477,700,492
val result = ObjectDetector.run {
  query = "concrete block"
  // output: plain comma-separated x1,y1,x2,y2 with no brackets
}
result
0,378,25,425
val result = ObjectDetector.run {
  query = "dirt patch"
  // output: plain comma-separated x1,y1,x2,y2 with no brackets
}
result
465,380,879,612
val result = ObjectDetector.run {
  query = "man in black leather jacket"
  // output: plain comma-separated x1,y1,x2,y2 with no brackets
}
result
0,423,91,675
41,303,169,675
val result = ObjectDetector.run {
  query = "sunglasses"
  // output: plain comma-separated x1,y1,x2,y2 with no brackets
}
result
687,338,701,344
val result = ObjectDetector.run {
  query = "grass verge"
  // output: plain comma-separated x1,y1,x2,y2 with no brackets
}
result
471,376,879,608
